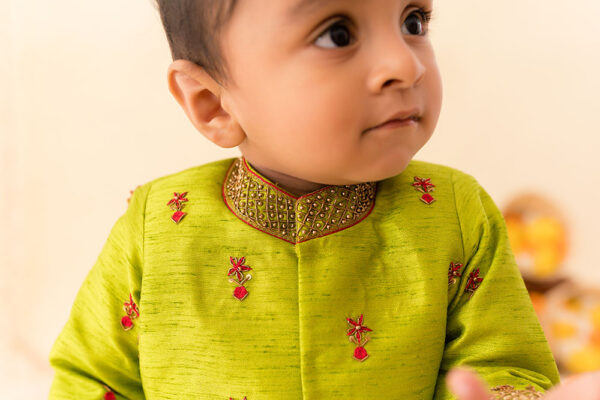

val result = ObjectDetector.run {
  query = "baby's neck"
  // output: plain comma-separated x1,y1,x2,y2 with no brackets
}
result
246,160,329,198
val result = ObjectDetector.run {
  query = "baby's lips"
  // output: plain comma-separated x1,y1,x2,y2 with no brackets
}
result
365,107,421,132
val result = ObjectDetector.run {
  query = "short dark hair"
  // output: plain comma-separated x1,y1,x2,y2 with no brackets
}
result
154,0,238,88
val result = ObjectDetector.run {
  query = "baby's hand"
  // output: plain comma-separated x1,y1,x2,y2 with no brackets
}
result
446,366,600,400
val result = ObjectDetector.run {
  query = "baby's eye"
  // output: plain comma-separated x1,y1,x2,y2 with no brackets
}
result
401,8,432,36
314,19,355,49
314,8,432,49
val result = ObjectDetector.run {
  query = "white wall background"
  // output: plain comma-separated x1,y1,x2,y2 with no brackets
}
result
1,0,599,397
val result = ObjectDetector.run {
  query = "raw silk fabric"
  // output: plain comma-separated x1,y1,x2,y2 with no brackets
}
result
48,157,560,399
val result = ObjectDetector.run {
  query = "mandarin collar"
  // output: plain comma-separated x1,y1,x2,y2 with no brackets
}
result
222,157,377,244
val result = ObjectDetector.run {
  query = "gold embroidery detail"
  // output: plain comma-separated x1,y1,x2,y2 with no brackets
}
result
223,157,376,244
490,385,544,399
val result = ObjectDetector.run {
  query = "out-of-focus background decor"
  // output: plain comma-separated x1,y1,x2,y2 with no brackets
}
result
503,194,600,375
1,0,599,397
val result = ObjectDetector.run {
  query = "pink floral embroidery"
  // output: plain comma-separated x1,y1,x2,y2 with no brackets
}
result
167,192,189,223
465,269,483,299
412,177,435,193
121,293,140,331
346,314,373,361
228,257,252,301
448,262,463,285
412,177,436,204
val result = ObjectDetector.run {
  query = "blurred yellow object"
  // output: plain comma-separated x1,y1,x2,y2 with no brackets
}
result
564,297,583,313
541,283,600,375
533,248,562,277
503,193,569,281
526,217,564,246
550,321,577,339
591,306,600,330
505,216,527,254
565,345,600,373
591,329,600,347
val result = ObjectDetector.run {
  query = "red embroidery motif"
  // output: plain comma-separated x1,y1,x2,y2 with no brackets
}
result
346,314,373,361
121,315,134,330
412,177,436,204
167,192,189,224
229,397,247,400
448,262,463,285
465,268,483,299
412,177,435,193
102,384,116,400
121,293,140,331
228,257,252,301
420,193,436,204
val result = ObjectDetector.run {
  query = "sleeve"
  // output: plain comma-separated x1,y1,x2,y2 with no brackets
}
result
48,182,151,400
432,171,561,400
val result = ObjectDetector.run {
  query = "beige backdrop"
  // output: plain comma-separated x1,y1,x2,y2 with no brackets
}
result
1,0,599,397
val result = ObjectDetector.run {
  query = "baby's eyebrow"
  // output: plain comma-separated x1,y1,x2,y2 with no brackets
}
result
286,0,328,20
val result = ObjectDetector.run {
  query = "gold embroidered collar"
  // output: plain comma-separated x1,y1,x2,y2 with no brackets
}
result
222,157,377,244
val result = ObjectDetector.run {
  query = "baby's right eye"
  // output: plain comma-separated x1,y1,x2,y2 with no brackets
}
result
314,19,355,49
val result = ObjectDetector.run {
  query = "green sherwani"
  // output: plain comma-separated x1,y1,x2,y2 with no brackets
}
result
48,157,560,399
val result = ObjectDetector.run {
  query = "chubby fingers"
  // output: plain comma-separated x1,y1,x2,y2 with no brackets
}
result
543,370,600,400
446,367,491,400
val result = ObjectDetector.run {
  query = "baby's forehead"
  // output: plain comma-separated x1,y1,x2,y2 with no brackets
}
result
240,0,411,21
284,0,326,17
240,0,338,17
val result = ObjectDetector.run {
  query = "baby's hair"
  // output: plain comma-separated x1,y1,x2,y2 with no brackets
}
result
153,0,238,88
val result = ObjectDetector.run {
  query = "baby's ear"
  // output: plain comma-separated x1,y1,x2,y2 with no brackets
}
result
167,59,245,148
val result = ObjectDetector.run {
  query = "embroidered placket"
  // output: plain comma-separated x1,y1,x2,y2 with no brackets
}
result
121,293,140,330
167,191,189,223
412,176,436,204
228,257,253,301
346,314,373,361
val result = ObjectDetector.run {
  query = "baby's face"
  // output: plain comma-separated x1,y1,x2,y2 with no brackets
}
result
219,0,442,185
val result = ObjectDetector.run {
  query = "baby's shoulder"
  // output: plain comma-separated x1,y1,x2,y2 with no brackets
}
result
375,159,489,222
128,157,237,212
147,157,236,189
382,159,480,191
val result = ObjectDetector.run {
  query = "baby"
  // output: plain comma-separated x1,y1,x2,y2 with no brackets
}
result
48,0,600,399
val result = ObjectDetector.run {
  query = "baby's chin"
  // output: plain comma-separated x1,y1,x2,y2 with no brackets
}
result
352,153,415,183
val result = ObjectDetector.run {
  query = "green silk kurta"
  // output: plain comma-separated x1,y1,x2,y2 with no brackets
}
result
48,157,560,399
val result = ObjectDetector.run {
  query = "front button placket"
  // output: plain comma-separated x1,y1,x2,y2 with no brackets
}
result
221,156,381,395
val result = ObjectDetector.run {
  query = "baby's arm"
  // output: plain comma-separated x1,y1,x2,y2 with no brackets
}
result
432,171,561,399
446,366,600,400
48,183,150,399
